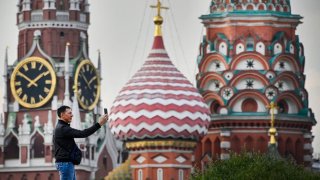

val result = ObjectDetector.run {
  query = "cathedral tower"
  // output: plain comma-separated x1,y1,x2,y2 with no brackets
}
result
196,0,316,167
0,1,115,179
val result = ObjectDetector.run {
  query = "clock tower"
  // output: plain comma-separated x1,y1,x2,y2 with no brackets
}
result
0,1,118,179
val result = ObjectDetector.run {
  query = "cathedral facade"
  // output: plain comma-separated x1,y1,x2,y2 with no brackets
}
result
0,0,118,179
195,0,316,168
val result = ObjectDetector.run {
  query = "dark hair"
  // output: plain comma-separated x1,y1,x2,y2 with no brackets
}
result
57,105,71,118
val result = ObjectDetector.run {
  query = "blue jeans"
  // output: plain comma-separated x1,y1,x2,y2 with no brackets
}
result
56,162,76,180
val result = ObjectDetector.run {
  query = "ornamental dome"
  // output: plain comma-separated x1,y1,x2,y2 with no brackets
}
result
210,0,291,14
109,10,210,141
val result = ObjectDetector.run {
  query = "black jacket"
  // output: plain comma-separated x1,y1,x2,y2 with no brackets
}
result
54,120,101,163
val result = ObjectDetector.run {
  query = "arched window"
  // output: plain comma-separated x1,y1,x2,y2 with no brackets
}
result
213,138,221,160
219,42,227,56
285,138,294,158
236,43,245,54
246,37,254,51
138,169,143,180
290,44,294,54
256,42,265,55
274,43,283,55
204,138,212,156
242,98,258,112
31,134,44,158
278,100,288,114
231,136,241,153
295,139,303,164
257,137,267,153
244,136,254,152
157,168,163,180
178,169,184,180
4,135,19,159
210,100,221,114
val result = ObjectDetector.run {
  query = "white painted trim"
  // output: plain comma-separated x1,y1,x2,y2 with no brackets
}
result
304,133,312,139
211,115,314,122
220,141,231,148
208,22,295,28
220,130,231,137
304,143,312,150
18,21,89,31
0,165,56,172
203,16,299,23
304,155,312,162
208,129,304,135
131,164,192,169
221,153,230,160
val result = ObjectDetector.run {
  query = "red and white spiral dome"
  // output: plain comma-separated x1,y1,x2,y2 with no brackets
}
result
109,34,210,141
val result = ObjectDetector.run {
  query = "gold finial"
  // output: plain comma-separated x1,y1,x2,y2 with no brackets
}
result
150,0,169,36
66,42,70,46
267,102,278,145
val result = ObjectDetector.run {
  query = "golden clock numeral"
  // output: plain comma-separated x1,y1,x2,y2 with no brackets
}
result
94,85,97,89
22,94,28,102
81,67,85,73
15,81,22,86
30,97,36,104
78,89,82,95
93,92,96,97
45,80,52,84
86,64,90,71
90,68,94,74
16,88,23,96
39,64,43,71
44,87,50,94
23,64,29,71
43,71,50,76
85,99,89,105
39,95,44,101
31,61,36,69
90,98,93,103
81,96,85,102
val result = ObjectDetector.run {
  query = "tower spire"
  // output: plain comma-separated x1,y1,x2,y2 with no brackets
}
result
150,0,168,36
2,47,8,112
63,42,71,106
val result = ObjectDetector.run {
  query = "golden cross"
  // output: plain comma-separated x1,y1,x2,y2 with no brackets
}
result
266,102,278,144
266,101,278,128
150,0,169,17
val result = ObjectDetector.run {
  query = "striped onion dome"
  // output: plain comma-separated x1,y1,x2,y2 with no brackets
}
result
109,10,210,141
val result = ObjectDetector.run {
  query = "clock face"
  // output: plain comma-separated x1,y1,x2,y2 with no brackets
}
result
74,59,100,110
10,57,56,108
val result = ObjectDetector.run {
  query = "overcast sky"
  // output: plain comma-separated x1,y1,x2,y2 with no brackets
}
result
0,0,319,154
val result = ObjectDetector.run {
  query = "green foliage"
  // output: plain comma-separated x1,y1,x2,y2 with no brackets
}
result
192,153,320,180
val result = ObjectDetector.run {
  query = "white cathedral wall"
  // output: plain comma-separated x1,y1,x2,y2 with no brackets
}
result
206,60,226,72
235,59,265,70
235,79,264,90
204,80,223,92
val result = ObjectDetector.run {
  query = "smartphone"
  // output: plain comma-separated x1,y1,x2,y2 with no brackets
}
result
104,108,108,114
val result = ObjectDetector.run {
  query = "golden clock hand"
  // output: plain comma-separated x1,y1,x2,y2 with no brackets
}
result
27,71,48,88
80,72,92,90
17,71,37,87
88,76,97,85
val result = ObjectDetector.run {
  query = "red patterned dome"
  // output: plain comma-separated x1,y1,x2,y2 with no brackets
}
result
109,30,210,141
